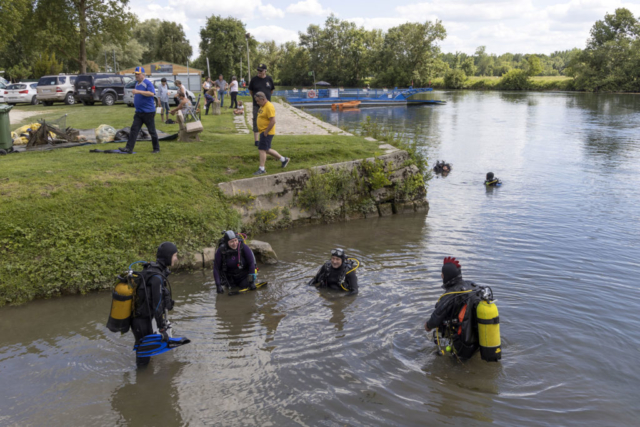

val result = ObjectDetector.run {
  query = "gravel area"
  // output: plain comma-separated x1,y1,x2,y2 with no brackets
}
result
245,101,351,136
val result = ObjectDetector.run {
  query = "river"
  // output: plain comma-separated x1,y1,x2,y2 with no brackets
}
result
1,91,639,426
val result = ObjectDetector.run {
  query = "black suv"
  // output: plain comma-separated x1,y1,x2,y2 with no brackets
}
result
74,73,132,106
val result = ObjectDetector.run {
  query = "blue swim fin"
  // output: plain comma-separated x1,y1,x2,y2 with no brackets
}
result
134,334,191,357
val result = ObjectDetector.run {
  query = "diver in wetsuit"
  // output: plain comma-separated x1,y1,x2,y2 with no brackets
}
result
433,161,451,174
485,172,501,186
213,230,257,294
425,257,480,360
308,248,359,295
132,242,178,367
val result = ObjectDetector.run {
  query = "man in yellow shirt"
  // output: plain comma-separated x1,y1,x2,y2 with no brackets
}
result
254,91,290,175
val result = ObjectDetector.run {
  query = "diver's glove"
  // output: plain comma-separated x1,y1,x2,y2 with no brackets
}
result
216,284,224,294
160,330,170,342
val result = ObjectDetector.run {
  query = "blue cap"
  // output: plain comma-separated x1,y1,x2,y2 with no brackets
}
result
134,66,145,74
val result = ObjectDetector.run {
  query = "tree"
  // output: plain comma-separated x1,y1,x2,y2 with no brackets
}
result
444,69,467,89
153,21,192,64
461,57,476,77
278,41,311,85
373,20,447,87
568,8,640,91
197,15,255,79
524,55,543,76
0,0,30,52
33,52,64,77
91,39,146,71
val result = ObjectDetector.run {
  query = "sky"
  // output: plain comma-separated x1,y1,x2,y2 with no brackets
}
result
130,0,640,58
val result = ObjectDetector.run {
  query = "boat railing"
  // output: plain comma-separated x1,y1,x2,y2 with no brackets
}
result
277,87,433,100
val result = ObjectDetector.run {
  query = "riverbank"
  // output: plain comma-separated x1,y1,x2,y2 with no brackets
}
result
430,75,575,91
0,101,389,305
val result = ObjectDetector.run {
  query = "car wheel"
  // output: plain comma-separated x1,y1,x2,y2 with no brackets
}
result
8,103,15,106
44,101,54,106
127,103,134,107
81,100,92,106
0,149,7,156
102,93,116,106
64,93,75,105
31,96,38,105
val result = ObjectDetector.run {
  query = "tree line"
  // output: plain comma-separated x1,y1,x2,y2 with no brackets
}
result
1,3,638,92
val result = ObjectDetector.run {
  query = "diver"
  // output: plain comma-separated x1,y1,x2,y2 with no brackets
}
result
308,248,359,295
425,257,480,360
131,242,179,367
213,230,258,294
484,172,501,186
433,160,452,174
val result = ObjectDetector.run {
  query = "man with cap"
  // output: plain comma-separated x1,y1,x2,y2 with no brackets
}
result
131,242,179,367
213,231,257,294
248,64,275,147
119,66,160,154
308,248,359,296
425,257,480,359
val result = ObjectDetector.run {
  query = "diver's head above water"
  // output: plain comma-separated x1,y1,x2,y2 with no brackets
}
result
157,242,178,267
441,256,462,284
223,230,239,250
486,172,494,181
331,248,346,268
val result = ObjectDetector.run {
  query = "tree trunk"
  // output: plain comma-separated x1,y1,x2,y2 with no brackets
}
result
78,0,87,74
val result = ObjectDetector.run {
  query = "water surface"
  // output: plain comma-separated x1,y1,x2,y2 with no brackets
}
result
1,91,639,426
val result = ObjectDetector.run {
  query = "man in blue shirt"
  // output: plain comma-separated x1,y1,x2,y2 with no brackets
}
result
120,67,160,153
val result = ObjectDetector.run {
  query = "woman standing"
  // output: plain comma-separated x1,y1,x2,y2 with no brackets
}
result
174,80,186,106
229,76,239,109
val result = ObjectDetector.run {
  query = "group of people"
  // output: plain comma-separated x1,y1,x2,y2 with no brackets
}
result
202,74,240,112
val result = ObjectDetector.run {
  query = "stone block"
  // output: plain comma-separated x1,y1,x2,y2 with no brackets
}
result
378,203,393,217
414,199,430,213
203,247,216,269
371,186,395,203
389,165,420,183
394,201,416,214
345,211,366,221
248,240,278,265
175,251,203,271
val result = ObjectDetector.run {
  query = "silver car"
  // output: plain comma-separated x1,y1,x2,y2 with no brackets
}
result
4,83,39,105
37,74,77,105
124,79,195,107
0,82,5,103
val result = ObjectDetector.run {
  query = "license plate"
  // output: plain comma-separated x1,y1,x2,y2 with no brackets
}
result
79,89,86,94
44,89,51,93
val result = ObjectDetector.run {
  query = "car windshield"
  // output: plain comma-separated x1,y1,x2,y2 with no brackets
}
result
38,77,57,86
125,81,136,88
7,84,26,90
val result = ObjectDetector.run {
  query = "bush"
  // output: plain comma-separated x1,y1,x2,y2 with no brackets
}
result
443,69,467,89
499,69,531,90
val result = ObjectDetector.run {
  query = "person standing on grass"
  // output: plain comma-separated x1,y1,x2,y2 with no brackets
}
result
203,76,213,92
229,76,239,109
215,74,228,107
158,78,170,124
119,67,159,154
253,91,289,175
248,64,274,147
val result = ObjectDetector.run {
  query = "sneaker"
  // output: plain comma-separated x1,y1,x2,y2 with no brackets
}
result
152,149,160,154
118,147,131,153
253,169,266,176
281,157,290,168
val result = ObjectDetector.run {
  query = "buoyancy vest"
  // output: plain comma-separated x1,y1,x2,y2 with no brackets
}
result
316,259,358,291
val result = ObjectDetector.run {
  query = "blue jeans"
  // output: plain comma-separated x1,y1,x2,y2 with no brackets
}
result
218,91,225,107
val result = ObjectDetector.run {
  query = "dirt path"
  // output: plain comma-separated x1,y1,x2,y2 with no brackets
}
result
9,109,54,125
245,101,351,136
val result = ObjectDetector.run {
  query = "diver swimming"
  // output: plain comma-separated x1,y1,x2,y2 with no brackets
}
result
484,172,502,186
308,248,360,295
107,242,190,367
425,257,501,362
214,230,265,295
433,160,452,175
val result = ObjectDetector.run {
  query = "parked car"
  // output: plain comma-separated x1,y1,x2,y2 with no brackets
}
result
74,73,133,106
4,83,39,105
37,74,77,105
124,78,195,107
0,82,5,103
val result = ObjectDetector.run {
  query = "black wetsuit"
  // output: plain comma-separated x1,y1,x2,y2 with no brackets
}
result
426,275,479,359
213,242,256,293
132,262,173,367
310,260,358,295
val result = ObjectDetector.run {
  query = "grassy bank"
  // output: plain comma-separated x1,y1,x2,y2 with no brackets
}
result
431,75,575,91
1,100,381,305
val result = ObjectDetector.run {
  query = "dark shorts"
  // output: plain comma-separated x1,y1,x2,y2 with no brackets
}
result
258,133,274,151
252,106,259,132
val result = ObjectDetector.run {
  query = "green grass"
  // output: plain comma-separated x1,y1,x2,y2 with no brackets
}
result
1,101,382,305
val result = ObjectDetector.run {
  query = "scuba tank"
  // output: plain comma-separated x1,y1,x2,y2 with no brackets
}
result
476,288,501,362
106,275,135,333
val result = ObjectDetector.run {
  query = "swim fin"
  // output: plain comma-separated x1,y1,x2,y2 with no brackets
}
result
228,282,268,296
134,334,191,357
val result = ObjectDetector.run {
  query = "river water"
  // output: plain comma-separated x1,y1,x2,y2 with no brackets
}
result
1,91,639,426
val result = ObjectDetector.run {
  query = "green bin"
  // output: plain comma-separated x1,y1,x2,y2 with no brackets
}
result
0,104,14,152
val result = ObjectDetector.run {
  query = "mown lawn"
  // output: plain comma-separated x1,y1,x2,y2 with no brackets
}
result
1,98,381,305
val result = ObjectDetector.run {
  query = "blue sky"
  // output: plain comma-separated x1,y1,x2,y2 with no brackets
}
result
130,0,640,57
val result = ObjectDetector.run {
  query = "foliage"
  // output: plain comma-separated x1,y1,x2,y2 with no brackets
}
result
91,39,146,71
33,52,64,77
0,0,29,52
444,69,467,89
6,64,32,82
568,8,640,92
499,69,531,90
295,167,362,215
359,158,391,191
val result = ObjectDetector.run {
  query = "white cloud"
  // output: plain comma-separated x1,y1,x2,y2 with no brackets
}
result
248,25,300,44
286,0,332,16
130,3,191,30
168,0,263,20
259,4,285,19
347,17,408,31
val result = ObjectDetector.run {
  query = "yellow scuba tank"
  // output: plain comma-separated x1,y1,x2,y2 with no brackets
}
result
106,278,135,333
476,299,501,361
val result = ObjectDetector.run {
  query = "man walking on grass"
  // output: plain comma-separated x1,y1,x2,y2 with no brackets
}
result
119,66,159,154
253,91,289,175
